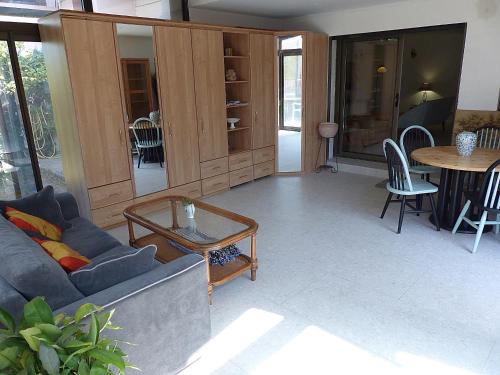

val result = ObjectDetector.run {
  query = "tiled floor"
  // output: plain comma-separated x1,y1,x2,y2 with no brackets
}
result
109,171,500,375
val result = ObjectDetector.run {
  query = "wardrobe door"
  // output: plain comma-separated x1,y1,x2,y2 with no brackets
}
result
250,33,276,149
62,18,130,188
155,26,201,187
191,29,228,162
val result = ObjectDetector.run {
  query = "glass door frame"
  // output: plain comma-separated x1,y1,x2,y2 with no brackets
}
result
278,39,302,132
0,22,43,192
331,23,466,162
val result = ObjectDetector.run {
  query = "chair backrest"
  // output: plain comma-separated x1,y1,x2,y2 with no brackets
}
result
476,125,500,149
477,159,500,211
399,125,435,168
132,118,161,147
383,139,413,192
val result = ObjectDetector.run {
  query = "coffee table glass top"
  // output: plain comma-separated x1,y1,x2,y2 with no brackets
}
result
125,196,257,246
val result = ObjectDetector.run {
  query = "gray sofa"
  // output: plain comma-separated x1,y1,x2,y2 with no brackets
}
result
0,192,211,374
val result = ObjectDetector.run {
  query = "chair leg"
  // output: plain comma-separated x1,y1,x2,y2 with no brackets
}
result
380,192,393,219
397,196,406,234
428,193,440,231
452,200,471,234
472,211,488,254
137,149,142,169
416,195,422,216
156,146,163,168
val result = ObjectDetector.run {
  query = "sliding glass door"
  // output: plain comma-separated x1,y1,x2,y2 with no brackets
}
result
340,37,401,158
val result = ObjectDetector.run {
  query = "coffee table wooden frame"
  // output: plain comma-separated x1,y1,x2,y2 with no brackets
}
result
123,195,258,303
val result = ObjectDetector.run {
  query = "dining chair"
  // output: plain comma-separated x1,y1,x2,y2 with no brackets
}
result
476,125,500,149
380,139,440,234
132,117,163,169
399,125,440,181
452,159,500,253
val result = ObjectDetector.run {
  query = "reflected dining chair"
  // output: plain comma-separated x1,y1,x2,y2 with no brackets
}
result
476,125,500,149
380,139,440,234
132,117,163,169
452,159,500,253
399,125,440,181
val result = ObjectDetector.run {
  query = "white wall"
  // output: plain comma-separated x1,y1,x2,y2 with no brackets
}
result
284,0,500,111
189,7,286,29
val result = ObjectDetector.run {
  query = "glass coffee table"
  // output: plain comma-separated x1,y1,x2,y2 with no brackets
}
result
123,196,258,302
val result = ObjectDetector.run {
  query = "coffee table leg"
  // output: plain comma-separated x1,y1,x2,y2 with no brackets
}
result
204,252,213,304
127,219,135,247
251,234,257,281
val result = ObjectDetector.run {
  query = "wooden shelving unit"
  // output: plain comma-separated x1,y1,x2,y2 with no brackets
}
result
223,32,252,155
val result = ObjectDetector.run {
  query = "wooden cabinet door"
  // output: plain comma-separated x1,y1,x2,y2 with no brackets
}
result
251,34,276,149
155,26,200,187
62,18,130,188
191,29,228,162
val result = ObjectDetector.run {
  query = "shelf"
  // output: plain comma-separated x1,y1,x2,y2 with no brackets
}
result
227,126,250,132
225,80,248,84
226,103,249,109
224,55,249,59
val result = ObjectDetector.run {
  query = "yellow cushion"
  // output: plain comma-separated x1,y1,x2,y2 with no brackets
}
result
5,206,62,241
32,238,90,272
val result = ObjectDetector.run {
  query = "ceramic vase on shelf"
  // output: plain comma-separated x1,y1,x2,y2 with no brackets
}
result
456,131,477,157
185,203,195,219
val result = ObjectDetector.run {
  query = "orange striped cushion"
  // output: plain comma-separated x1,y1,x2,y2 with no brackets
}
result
5,206,62,241
32,237,90,272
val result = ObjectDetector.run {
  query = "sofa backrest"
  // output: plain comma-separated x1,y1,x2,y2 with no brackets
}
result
0,215,83,310
0,275,27,320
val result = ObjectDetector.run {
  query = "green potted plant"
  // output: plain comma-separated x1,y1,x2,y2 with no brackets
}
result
182,198,195,219
0,297,134,374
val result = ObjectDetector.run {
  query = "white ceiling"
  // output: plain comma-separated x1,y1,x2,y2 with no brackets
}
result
189,0,410,18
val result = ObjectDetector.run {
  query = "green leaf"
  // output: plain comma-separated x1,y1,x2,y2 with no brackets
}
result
23,298,54,326
74,305,102,324
53,314,65,326
35,324,62,343
62,339,92,350
89,365,107,375
38,343,59,375
0,346,20,370
19,328,42,352
95,311,114,333
77,360,90,375
88,349,125,373
58,325,81,345
0,309,15,334
87,315,99,346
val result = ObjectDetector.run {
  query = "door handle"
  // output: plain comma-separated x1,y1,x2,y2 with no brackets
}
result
394,93,400,108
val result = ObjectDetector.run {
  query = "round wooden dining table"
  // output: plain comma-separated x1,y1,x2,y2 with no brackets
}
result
411,146,500,232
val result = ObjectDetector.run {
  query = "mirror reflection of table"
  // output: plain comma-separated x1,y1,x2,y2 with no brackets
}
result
411,146,500,232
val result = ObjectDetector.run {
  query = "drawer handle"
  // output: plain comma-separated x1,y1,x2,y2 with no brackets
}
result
212,166,221,170
111,213,122,218
239,174,249,179
188,190,199,195
214,182,224,187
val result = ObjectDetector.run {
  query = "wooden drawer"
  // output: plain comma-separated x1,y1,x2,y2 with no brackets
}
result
254,160,274,179
200,157,228,179
253,146,275,164
229,166,254,187
229,151,252,171
202,173,229,195
91,200,132,228
88,180,133,209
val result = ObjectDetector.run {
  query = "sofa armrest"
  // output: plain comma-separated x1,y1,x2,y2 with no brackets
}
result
55,193,80,221
55,254,210,375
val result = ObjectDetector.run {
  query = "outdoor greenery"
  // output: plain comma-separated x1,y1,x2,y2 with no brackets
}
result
0,297,133,375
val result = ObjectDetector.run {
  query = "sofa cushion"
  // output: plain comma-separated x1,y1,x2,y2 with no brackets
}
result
0,215,83,309
69,245,157,295
32,238,91,272
0,275,27,321
61,217,121,259
0,186,71,230
5,206,63,241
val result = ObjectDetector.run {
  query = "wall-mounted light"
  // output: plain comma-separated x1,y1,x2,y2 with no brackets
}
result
377,65,387,74
419,82,433,102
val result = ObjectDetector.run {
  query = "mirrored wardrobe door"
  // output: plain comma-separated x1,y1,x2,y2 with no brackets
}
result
116,23,168,197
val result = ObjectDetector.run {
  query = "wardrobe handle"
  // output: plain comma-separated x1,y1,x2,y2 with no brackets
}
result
167,121,173,137
119,128,124,143
254,111,258,124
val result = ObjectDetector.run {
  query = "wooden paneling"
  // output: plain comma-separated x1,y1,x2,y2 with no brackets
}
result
192,29,228,162
62,18,130,188
91,200,133,228
202,173,229,195
251,33,276,149
229,166,254,187
303,32,329,173
254,160,274,179
229,151,252,171
155,26,201,187
88,180,133,209
200,157,228,179
253,146,274,164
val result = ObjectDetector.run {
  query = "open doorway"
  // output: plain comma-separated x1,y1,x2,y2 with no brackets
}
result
278,35,303,172
334,24,466,160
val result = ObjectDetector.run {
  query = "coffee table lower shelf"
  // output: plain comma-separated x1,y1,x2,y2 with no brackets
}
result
132,233,253,287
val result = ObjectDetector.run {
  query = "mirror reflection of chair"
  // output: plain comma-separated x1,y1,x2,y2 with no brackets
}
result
132,117,163,169
400,125,440,181
452,159,500,253
476,125,500,149
380,139,440,234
